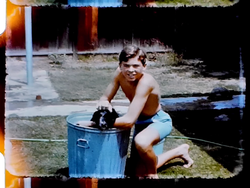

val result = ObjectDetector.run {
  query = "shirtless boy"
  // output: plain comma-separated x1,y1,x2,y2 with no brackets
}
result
80,45,193,178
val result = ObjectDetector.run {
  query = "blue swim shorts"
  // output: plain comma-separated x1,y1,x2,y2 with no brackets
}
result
134,110,172,140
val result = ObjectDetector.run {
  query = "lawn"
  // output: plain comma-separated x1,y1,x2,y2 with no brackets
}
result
5,116,240,178
5,52,244,179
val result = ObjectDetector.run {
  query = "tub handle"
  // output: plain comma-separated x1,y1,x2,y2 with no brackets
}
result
77,139,89,149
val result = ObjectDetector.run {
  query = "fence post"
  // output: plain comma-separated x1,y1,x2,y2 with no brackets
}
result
76,7,98,52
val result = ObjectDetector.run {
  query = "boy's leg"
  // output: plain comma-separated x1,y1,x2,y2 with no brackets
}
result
156,144,194,169
126,137,146,178
134,126,161,177
126,126,149,178
134,126,193,178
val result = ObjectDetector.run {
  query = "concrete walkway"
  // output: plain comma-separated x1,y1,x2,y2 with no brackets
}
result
5,60,130,117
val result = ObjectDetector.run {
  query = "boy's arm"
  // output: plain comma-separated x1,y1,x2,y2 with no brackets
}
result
97,68,120,110
114,78,153,129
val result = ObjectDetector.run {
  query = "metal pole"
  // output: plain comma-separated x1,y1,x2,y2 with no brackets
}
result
25,7,33,85
24,178,31,188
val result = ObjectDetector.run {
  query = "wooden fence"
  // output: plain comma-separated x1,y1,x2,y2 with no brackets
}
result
5,3,242,68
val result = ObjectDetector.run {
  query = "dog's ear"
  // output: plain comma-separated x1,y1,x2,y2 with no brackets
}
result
111,108,119,118
90,111,102,129
90,111,100,123
104,108,119,129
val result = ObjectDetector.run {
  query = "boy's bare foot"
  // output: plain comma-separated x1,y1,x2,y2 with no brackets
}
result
178,144,194,168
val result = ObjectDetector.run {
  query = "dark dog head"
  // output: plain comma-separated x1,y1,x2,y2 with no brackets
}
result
90,108,119,130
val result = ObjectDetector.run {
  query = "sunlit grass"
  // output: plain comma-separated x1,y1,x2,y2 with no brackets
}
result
6,116,238,178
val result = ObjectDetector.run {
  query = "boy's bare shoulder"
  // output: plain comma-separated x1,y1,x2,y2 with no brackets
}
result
139,73,157,87
142,73,156,82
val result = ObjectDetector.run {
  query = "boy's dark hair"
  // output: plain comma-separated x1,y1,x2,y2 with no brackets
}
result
119,45,147,65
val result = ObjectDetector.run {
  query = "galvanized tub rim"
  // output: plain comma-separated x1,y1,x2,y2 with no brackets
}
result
66,112,127,134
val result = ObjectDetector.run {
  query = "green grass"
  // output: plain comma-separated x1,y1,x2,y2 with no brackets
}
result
5,116,68,176
78,54,119,63
5,116,238,178
158,128,235,178
9,141,68,176
48,68,121,101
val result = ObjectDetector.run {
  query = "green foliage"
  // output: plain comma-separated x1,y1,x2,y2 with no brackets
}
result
165,52,183,66
147,52,183,66
78,54,119,63
48,54,66,65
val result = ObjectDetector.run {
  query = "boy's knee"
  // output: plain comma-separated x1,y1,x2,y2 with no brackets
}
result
134,134,151,153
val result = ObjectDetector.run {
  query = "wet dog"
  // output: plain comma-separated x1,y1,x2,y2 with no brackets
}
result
90,108,119,130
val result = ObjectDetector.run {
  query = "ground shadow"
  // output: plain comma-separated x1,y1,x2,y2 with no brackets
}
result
168,108,244,173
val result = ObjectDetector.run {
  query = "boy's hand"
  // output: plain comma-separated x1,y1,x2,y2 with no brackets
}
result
96,100,113,112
